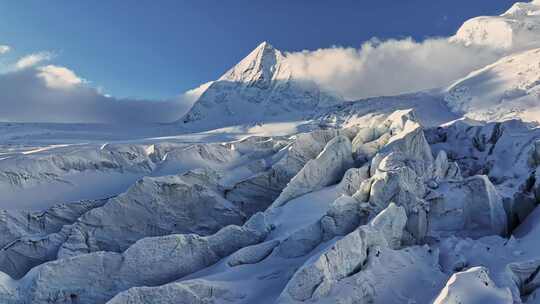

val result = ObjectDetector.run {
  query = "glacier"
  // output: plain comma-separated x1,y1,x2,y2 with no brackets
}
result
4,1,540,303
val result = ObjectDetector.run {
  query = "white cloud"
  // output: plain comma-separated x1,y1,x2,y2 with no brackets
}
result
286,38,504,100
0,45,10,54
37,65,83,89
177,81,213,105
0,65,194,123
14,51,53,70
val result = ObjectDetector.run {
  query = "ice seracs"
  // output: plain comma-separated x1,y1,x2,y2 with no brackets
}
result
271,134,354,207
427,175,508,239
107,280,245,304
0,199,107,279
4,1,540,302
1,107,540,303
433,267,513,304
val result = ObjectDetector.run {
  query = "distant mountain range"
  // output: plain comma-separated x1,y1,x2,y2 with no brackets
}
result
178,1,540,131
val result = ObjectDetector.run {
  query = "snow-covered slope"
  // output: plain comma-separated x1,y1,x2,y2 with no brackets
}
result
434,0,540,124
453,0,540,51
174,0,540,131
445,47,540,123
177,42,342,130
5,1,540,303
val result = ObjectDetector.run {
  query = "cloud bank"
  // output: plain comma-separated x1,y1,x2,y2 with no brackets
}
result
0,64,197,124
0,36,510,124
286,38,505,100
0,51,199,124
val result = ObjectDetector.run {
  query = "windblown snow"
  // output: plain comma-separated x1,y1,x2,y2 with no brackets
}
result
3,1,540,304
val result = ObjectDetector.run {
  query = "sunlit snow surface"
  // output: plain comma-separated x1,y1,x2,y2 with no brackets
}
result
5,1,540,303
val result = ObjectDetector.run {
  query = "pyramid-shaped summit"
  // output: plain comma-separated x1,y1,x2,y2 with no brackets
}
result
178,41,342,130
219,41,284,88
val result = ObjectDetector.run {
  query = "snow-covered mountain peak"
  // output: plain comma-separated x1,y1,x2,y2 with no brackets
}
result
178,42,341,130
453,0,540,50
8,2,540,303
219,41,287,86
504,0,540,17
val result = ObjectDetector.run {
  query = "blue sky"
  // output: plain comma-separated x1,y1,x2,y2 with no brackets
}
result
0,1,520,100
